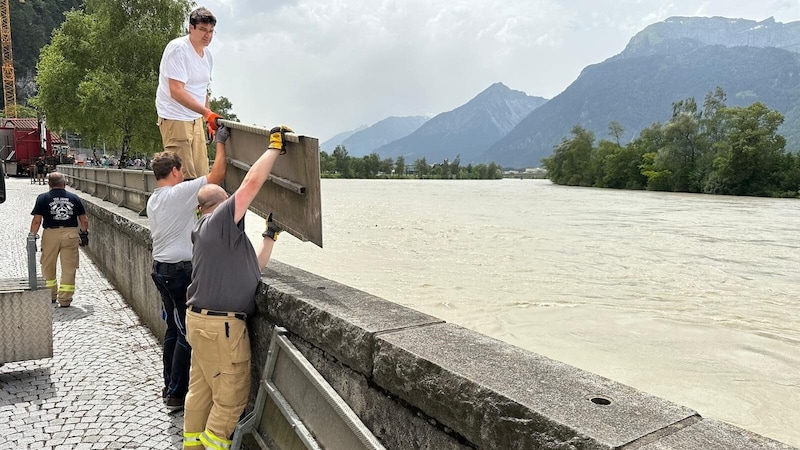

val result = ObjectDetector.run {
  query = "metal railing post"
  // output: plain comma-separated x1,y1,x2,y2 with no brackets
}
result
27,233,38,290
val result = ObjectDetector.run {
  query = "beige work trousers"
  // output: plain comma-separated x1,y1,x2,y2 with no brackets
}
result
40,227,80,306
158,117,209,180
183,310,251,449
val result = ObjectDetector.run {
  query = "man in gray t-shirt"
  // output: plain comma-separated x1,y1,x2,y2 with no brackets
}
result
182,125,291,449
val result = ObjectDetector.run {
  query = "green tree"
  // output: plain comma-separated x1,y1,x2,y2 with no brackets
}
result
414,157,429,178
608,121,624,146
319,150,336,176
394,155,406,176
712,102,786,196
654,97,705,191
542,125,595,186
332,145,352,177
209,96,239,123
32,0,191,166
696,87,729,192
450,155,461,179
469,164,484,179
487,162,502,179
349,157,364,179
380,157,394,176
775,152,800,196
361,153,381,178
634,124,673,191
590,140,619,188
701,87,728,145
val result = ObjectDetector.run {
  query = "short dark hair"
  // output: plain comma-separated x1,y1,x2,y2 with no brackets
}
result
152,152,182,180
189,7,217,27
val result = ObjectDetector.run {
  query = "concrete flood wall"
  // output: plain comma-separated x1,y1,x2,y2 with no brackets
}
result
77,192,795,450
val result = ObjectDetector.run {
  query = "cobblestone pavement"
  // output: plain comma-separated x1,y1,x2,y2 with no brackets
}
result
0,176,183,449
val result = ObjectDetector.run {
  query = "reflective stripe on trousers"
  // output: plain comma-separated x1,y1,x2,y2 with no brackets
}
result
183,311,250,449
200,428,231,449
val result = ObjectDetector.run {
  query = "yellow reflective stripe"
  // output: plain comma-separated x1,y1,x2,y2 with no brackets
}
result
46,279,57,288
60,284,75,292
200,429,231,450
183,431,203,447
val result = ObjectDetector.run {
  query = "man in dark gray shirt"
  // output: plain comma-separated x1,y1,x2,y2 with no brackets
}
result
182,125,291,449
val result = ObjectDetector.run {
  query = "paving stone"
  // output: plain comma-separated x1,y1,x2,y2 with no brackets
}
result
0,177,181,448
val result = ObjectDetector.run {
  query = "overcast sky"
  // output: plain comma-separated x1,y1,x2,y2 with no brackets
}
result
197,0,800,141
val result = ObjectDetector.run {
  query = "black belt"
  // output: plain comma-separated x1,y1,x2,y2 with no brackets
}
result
189,305,246,321
48,225,76,229
153,260,192,272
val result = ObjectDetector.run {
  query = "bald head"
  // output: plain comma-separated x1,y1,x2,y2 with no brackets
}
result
48,172,66,188
197,184,228,214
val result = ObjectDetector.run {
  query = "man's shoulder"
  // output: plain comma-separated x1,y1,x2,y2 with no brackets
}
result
150,178,207,200
163,35,191,56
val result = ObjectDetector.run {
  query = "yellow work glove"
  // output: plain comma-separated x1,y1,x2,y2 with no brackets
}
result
261,213,282,241
268,125,293,155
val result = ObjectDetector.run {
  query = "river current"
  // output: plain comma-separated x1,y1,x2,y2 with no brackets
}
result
261,178,800,446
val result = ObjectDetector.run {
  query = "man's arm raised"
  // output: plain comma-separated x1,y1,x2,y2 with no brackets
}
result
205,125,229,185
232,125,292,224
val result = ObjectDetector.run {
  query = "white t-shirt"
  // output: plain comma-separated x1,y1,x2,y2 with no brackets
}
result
147,177,208,263
156,35,213,121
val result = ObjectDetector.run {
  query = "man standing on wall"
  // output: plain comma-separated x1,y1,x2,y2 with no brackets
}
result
156,6,223,180
147,126,229,412
29,172,89,307
182,126,291,449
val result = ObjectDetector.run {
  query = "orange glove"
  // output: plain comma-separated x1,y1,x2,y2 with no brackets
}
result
204,110,222,131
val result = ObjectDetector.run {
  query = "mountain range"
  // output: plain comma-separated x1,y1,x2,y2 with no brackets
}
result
487,16,800,167
324,16,800,168
334,115,430,157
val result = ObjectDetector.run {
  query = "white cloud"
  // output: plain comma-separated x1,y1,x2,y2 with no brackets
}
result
196,0,800,141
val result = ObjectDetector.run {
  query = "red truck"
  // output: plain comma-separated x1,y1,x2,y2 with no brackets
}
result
0,117,68,176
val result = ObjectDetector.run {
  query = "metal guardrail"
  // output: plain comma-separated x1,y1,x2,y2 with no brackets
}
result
58,165,154,215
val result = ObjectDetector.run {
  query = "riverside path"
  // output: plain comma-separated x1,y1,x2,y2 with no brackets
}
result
0,175,183,449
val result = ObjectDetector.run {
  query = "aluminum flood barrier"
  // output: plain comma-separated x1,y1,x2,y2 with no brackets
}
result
59,121,322,247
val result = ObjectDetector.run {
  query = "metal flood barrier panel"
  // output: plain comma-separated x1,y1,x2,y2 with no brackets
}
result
58,121,322,247
231,327,386,450
219,120,322,248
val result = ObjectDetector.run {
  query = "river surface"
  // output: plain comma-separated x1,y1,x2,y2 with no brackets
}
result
262,178,800,447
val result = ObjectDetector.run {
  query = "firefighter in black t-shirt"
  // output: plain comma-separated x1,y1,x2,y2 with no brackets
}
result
29,172,89,307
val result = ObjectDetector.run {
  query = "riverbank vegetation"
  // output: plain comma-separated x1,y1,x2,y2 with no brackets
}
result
319,146,503,179
542,88,800,197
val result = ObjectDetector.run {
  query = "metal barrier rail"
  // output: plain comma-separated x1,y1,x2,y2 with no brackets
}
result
58,165,155,216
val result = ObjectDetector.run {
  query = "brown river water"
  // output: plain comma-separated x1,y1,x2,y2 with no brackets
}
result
260,178,800,447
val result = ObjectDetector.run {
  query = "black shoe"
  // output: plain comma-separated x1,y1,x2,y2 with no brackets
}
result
162,387,168,404
166,395,184,412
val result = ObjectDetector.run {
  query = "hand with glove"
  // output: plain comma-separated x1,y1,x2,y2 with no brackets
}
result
79,230,89,247
215,124,230,144
204,110,222,131
268,125,294,155
261,213,282,241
